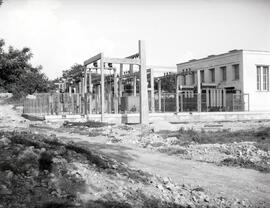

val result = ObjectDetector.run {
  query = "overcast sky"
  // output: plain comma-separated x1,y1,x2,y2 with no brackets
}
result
0,0,270,79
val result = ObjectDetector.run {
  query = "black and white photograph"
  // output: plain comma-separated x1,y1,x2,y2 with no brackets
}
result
0,0,270,207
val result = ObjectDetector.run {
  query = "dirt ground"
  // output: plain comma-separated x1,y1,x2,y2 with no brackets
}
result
1,97,270,207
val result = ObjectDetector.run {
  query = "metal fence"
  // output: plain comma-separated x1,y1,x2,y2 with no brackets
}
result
23,92,249,115
233,93,249,111
23,93,88,115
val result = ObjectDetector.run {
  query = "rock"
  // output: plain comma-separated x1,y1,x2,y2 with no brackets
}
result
163,177,171,184
40,147,46,152
166,137,179,145
192,195,197,202
6,170,14,179
204,195,210,202
0,185,12,195
151,120,178,132
156,184,164,191
0,136,11,146
19,147,39,165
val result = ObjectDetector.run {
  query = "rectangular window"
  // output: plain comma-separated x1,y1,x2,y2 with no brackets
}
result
257,66,261,91
263,66,269,91
183,75,186,85
257,65,269,91
220,66,227,81
200,70,205,83
209,68,215,82
233,64,239,80
192,72,195,84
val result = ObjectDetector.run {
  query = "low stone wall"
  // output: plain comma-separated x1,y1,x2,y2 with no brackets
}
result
41,111,270,124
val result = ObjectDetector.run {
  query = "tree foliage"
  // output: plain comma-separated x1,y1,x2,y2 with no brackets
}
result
62,63,84,84
0,39,52,97
154,75,176,93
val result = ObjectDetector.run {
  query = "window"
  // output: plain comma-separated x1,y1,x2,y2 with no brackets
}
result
209,68,215,82
233,64,239,80
257,66,261,91
191,72,195,84
183,75,186,85
257,65,269,91
200,70,205,83
263,66,269,91
220,66,227,81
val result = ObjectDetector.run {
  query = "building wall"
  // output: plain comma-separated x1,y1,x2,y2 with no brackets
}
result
177,50,270,111
177,51,243,91
242,51,270,111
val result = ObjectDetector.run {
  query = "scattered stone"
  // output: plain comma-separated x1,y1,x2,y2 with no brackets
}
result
165,137,179,145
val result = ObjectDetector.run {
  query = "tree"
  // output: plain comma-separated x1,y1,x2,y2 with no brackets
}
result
0,39,51,97
62,63,84,83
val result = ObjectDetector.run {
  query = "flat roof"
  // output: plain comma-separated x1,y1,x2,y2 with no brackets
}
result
177,49,270,66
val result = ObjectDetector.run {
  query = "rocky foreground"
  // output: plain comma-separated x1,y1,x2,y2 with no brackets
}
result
0,130,255,208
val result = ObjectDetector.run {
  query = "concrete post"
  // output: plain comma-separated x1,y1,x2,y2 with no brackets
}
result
139,40,149,124
84,69,88,114
107,79,112,114
82,79,86,114
79,81,82,94
158,79,161,112
150,68,155,113
129,64,133,74
113,68,118,114
176,75,179,113
89,70,92,114
206,88,209,111
133,75,137,96
119,64,123,106
82,81,84,94
223,89,226,109
97,85,101,114
100,54,105,122
78,81,82,114
84,67,87,94
197,70,201,112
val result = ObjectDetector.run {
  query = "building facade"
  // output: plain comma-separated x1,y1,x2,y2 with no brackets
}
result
177,50,270,111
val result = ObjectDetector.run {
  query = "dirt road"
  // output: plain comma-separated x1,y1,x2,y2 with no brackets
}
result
0,98,29,130
1,99,270,206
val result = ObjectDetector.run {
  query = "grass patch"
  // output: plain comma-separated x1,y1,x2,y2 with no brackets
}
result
158,127,270,151
220,157,270,173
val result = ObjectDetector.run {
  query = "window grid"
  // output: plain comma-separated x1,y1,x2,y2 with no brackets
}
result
257,66,261,91
263,66,269,91
257,65,269,91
